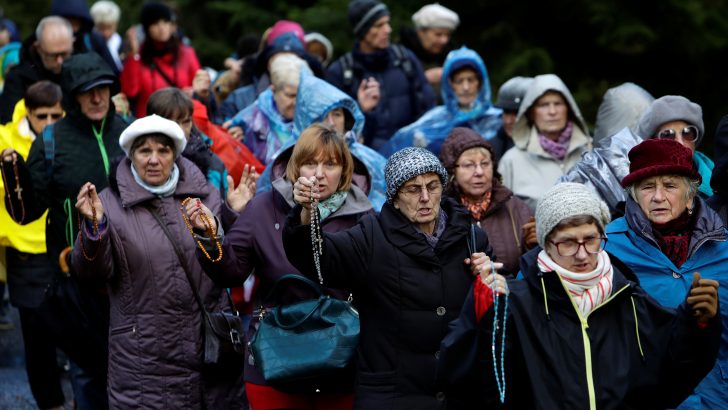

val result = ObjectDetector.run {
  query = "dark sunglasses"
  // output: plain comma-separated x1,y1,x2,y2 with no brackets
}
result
654,125,699,142
34,113,63,120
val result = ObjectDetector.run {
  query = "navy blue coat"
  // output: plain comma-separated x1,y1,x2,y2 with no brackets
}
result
327,44,435,150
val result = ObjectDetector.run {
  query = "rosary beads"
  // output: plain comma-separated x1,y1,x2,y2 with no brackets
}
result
180,197,223,263
78,191,102,261
491,261,508,404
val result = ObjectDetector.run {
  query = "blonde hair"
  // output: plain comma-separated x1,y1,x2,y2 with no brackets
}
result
286,123,354,192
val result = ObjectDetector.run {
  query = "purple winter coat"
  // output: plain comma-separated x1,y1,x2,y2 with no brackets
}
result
72,157,244,409
198,176,373,387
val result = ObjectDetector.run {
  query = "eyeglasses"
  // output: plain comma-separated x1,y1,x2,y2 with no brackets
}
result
456,160,491,172
37,47,72,62
654,125,699,142
33,113,63,120
399,181,442,197
549,237,607,257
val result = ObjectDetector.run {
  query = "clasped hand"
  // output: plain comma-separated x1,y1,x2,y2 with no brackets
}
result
687,273,719,324
466,252,508,294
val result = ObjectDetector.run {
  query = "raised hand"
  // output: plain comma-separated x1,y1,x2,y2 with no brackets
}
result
182,197,218,234
76,182,105,221
687,272,719,324
357,77,380,113
465,252,507,294
2,148,18,163
522,216,538,249
227,164,258,212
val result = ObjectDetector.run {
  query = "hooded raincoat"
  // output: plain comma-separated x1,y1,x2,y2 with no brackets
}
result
707,115,728,223
379,47,502,158
438,248,720,409
605,197,728,409
256,71,387,210
227,87,295,166
498,74,591,210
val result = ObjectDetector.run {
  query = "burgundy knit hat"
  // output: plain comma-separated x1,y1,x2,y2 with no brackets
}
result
621,138,701,187
439,127,494,170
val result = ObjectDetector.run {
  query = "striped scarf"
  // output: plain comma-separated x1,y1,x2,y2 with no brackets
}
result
537,249,614,317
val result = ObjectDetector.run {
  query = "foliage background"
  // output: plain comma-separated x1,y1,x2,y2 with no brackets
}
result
3,0,728,153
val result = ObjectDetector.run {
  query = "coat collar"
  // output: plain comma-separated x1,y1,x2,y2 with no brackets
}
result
116,156,212,208
380,197,470,265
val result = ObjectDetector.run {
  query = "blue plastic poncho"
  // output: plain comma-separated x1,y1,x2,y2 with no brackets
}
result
378,47,502,158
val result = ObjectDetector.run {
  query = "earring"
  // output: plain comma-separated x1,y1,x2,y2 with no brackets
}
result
688,207,694,216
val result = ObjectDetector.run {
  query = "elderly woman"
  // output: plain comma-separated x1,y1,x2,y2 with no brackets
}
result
498,74,591,210
439,127,534,275
198,123,372,409
257,70,388,210
380,46,502,158
604,138,728,408
225,53,307,165
283,147,496,409
439,182,721,409
72,115,247,409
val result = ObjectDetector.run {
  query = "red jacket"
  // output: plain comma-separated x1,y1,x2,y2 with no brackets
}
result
121,45,201,118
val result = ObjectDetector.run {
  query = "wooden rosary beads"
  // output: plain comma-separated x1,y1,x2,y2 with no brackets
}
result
180,197,223,263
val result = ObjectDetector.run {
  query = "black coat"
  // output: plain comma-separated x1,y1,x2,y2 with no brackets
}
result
438,248,721,410
284,198,494,410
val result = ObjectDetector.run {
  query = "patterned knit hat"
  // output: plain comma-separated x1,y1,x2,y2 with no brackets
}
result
385,147,448,203
535,183,611,249
621,138,700,188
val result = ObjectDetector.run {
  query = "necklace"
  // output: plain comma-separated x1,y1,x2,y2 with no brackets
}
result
490,261,508,403
310,191,324,285
1,155,25,223
78,191,102,261
179,197,223,262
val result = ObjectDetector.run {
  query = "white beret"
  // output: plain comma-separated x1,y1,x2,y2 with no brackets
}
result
119,114,187,158
412,4,460,30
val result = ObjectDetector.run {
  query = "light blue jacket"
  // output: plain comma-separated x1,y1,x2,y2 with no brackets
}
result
605,197,728,409
379,47,502,158
256,71,386,211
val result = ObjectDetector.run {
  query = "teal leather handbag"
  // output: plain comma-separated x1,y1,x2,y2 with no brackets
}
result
248,274,360,386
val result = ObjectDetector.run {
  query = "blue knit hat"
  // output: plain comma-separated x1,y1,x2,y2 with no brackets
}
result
385,147,447,203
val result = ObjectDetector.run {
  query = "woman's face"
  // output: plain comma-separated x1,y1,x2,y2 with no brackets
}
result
546,222,602,273
132,138,175,186
325,108,346,134
449,68,480,108
634,175,693,224
652,120,697,153
455,147,493,200
170,112,193,140
531,91,568,138
273,84,297,121
393,172,443,234
147,20,173,43
299,152,343,201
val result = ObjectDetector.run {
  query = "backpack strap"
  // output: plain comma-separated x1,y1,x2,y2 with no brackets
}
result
390,44,427,116
42,123,55,180
340,52,356,88
83,32,93,52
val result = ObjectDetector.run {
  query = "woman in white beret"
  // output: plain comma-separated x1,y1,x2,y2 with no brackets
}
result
72,115,253,409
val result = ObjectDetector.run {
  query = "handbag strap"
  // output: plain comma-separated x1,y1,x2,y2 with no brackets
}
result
262,274,324,304
147,206,238,319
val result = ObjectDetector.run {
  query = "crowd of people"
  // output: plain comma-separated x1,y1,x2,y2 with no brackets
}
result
0,0,726,409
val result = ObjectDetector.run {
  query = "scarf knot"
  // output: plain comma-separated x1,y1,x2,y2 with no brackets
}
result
460,191,491,221
538,121,573,161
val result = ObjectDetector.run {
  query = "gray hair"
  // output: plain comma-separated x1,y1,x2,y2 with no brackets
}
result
35,16,73,42
90,1,121,25
626,175,700,203
269,53,307,90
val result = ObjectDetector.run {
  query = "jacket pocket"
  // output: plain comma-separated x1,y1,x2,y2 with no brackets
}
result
355,370,397,410
109,323,136,337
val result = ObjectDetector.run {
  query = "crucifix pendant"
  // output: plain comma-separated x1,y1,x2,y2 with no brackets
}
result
14,184,22,200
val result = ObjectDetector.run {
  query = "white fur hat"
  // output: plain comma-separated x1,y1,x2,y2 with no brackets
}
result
119,114,187,158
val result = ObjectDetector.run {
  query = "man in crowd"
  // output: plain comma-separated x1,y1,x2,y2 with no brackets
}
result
327,0,435,150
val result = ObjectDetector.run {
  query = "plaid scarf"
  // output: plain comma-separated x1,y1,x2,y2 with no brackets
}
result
537,249,614,317
538,121,573,161
652,210,692,268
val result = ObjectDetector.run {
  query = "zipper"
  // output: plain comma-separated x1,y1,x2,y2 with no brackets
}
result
109,324,136,336
557,274,630,410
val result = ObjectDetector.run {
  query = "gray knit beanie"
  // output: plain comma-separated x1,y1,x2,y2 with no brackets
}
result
385,147,448,203
535,183,611,249
636,95,704,146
